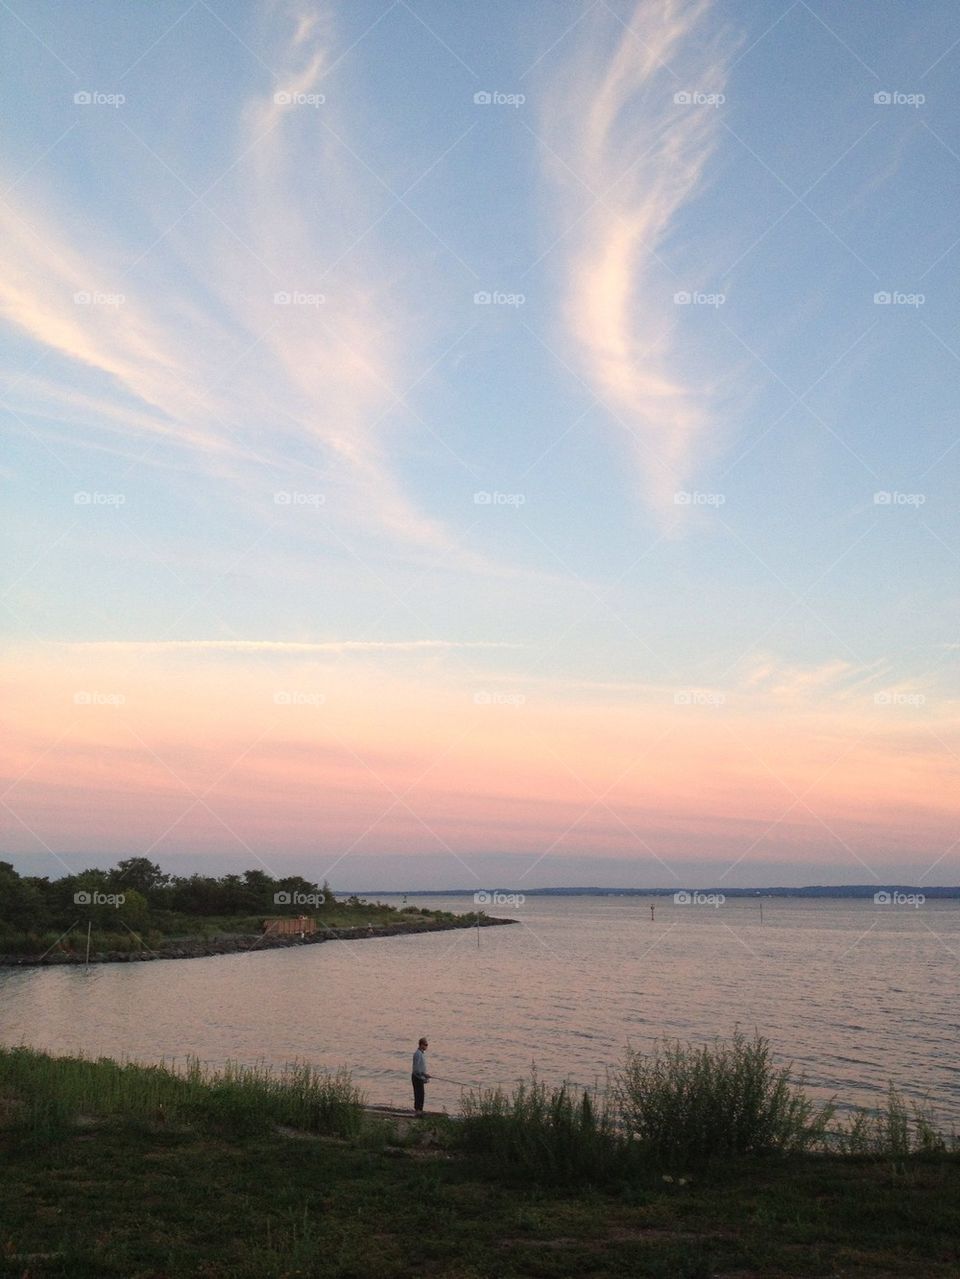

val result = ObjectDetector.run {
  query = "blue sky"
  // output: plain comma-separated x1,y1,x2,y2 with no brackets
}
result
1,0,958,887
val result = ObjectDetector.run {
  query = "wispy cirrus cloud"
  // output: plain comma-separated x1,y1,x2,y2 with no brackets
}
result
738,655,895,707
540,0,733,522
0,1,457,551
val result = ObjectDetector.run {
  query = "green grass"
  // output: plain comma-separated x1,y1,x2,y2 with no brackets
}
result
1,1041,958,1276
0,1114,958,1276
0,1046,364,1140
0,905,479,958
460,1074,626,1183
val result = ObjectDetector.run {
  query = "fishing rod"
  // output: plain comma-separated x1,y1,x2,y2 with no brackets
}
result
428,1074,479,1088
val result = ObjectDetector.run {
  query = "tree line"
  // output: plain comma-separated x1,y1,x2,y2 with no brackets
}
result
0,858,338,939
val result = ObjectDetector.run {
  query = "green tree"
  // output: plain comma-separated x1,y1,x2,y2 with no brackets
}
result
0,862,50,932
116,888,149,932
110,858,168,898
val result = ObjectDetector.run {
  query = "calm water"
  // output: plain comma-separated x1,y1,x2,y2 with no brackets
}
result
2,895,959,1125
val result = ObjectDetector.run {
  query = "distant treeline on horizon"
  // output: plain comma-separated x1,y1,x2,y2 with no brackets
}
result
367,885,960,899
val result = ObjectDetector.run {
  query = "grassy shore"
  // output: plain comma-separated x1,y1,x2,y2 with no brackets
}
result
0,909,510,966
1,1041,958,1277
0,900,511,961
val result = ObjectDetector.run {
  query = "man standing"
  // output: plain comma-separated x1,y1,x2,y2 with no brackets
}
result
411,1037,430,1115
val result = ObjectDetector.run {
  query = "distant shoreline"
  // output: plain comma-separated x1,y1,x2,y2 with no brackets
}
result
0,914,516,967
361,885,960,899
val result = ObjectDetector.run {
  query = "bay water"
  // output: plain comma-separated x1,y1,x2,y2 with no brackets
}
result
2,894,958,1126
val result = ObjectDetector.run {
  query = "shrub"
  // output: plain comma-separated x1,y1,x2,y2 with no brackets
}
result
618,1029,832,1166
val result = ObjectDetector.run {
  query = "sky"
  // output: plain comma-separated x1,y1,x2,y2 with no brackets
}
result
1,0,959,890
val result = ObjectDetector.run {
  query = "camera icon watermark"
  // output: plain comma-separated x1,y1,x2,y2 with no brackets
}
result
274,890,324,906
873,490,925,506
873,291,924,307
74,90,125,108
74,291,125,307
674,689,726,707
473,890,525,907
473,490,525,506
74,491,126,506
873,91,924,108
873,691,926,707
673,290,725,307
473,90,525,108
73,691,126,707
473,690,526,707
273,290,325,307
273,691,325,707
673,490,725,506
473,290,525,307
873,890,924,908
673,90,725,108
274,90,325,107
274,491,325,506
674,890,725,907
74,890,125,907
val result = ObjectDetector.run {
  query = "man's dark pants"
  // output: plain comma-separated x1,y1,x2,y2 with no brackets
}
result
412,1073,425,1112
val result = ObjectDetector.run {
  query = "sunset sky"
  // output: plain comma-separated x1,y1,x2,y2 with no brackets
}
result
2,0,958,889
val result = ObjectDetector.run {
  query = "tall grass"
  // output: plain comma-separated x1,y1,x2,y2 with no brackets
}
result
829,1086,956,1158
0,1045,364,1139
617,1030,834,1165
459,1073,625,1183
4,1037,954,1181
